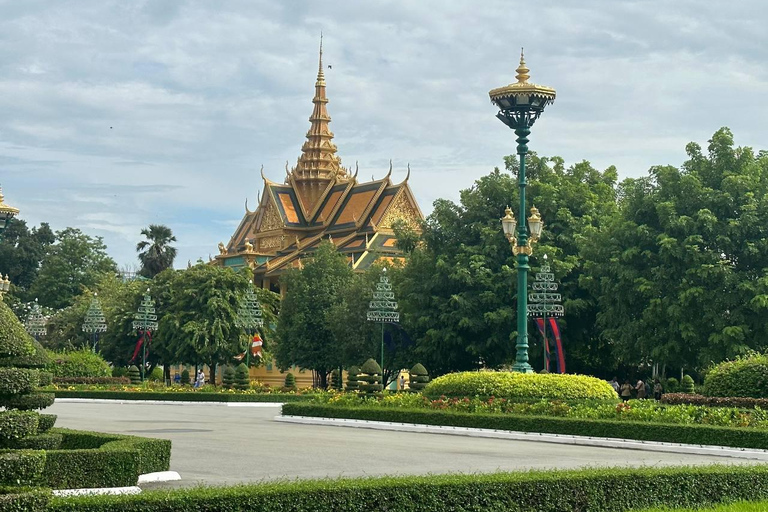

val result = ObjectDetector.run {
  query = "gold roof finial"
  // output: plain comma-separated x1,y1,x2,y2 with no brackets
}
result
316,32,325,86
515,48,530,84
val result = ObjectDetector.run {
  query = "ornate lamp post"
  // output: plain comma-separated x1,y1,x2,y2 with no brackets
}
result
491,50,556,373
0,275,10,299
367,267,400,386
132,289,158,381
527,254,564,371
0,185,20,240
235,284,264,368
82,293,108,352
25,299,47,341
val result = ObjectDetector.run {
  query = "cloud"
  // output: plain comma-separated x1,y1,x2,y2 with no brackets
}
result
0,0,766,268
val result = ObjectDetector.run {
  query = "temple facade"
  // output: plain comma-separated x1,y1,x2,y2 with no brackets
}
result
214,42,423,291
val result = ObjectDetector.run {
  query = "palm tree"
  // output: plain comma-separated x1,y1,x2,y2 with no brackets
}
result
136,225,177,278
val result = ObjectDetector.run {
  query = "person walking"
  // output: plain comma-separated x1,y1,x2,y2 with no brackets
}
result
609,377,620,395
635,378,647,399
194,369,205,389
620,380,632,401
653,379,663,400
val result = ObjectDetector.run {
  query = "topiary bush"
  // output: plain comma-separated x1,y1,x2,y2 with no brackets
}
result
111,366,128,378
359,358,383,395
148,367,163,382
180,368,190,386
222,366,235,389
704,353,768,398
409,363,429,392
234,364,249,391
330,369,343,390
424,371,618,401
127,365,141,385
346,366,360,392
681,374,695,394
283,372,296,392
46,349,110,378
665,377,680,393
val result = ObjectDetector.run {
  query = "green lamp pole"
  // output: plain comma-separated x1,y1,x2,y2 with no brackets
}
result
235,284,264,368
367,267,400,387
491,50,556,373
132,289,158,381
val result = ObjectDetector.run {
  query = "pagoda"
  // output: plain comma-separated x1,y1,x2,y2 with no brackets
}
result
214,39,423,292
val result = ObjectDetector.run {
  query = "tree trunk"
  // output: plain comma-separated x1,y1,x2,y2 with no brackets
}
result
164,365,171,386
209,363,217,387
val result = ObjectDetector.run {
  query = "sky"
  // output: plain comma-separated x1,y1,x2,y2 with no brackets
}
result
0,0,766,269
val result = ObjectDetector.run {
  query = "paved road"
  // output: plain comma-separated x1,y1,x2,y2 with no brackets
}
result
48,401,757,488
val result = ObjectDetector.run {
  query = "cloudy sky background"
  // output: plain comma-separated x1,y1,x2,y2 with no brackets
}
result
1,1,766,268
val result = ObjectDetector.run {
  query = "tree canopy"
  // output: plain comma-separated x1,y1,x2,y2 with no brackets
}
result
136,224,177,278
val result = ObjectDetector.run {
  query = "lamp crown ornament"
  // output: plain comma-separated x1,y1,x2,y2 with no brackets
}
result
25,298,47,338
367,268,400,323
515,48,530,83
236,284,264,331
132,289,158,333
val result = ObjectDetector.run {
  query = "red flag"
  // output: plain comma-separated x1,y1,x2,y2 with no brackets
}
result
533,318,550,372
548,317,565,374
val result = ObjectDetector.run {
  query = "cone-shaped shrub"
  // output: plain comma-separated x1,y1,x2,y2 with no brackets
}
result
409,363,430,392
330,369,343,390
283,372,296,391
359,358,383,395
234,363,250,391
681,374,695,394
127,365,141,384
346,365,360,392
222,366,235,389
180,368,190,386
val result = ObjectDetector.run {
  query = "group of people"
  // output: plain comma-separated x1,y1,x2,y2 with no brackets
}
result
171,369,206,388
609,377,663,401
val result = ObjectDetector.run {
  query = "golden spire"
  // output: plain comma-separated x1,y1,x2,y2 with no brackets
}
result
515,48,530,83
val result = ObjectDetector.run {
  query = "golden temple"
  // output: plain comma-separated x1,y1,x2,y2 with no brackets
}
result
214,39,423,291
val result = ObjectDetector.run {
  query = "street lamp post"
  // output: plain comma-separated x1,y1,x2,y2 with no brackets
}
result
132,289,158,381
491,50,556,373
367,268,400,387
25,298,47,341
82,293,108,352
0,185,19,241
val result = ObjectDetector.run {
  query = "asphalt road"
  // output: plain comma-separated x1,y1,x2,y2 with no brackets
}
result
47,401,757,488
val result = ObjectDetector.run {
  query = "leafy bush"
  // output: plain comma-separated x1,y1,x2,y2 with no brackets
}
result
425,371,618,400
46,465,768,512
330,369,342,390
0,368,37,395
283,372,296,392
180,369,190,386
0,451,46,486
147,367,164,382
1,392,55,411
409,363,429,392
0,487,49,512
704,353,768,398
0,301,35,360
665,377,680,393
662,393,768,409
234,364,249,391
358,358,383,395
0,411,38,442
7,432,63,450
111,366,128,378
53,376,130,385
682,374,695,394
46,349,110,378
222,366,235,389
37,415,57,433
284,402,768,450
127,365,141,384
345,366,360,392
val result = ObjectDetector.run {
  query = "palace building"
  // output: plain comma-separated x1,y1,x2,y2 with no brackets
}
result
213,41,423,291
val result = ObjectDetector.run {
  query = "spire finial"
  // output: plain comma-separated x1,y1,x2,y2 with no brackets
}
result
316,32,325,85
515,47,530,84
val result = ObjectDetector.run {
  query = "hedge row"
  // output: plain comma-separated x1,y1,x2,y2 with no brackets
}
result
52,377,130,385
0,411,38,442
282,403,768,450
47,465,768,512
661,393,768,409
52,390,313,402
0,451,45,486
42,428,171,489
0,487,49,512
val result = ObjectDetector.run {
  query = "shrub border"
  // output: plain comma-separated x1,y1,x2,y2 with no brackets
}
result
41,428,171,489
661,393,768,409
47,465,768,512
52,389,313,402
282,403,768,451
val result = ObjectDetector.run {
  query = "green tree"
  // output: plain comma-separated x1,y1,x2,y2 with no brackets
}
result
396,154,618,376
275,241,354,388
136,224,177,278
0,219,54,295
29,228,117,309
582,128,768,374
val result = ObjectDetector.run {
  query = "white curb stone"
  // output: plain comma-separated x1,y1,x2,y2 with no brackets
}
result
276,415,768,461
137,471,181,484
53,486,141,497
55,398,283,407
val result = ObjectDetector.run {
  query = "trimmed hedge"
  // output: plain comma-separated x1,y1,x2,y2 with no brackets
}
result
46,465,768,512
424,371,618,400
37,414,56,433
661,393,768,409
0,411,38,442
52,377,130,385
0,487,49,512
51,390,313,402
0,451,45,486
282,403,768,450
704,353,768,398
42,428,171,489
0,368,37,395
1,392,55,411
46,350,111,379
3,432,62,450
0,301,35,360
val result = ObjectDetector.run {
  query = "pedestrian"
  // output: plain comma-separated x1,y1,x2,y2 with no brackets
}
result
609,377,620,395
653,379,663,400
620,380,632,401
173,373,180,385
399,374,406,390
194,369,205,389
635,378,646,399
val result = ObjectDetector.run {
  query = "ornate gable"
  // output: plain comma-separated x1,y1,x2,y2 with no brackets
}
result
379,190,421,231
258,199,283,233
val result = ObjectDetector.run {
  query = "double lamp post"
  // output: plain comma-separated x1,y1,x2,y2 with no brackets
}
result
490,50,556,373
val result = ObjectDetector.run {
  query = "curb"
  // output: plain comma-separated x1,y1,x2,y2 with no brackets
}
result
54,398,284,407
52,471,182,497
138,471,181,484
276,415,768,461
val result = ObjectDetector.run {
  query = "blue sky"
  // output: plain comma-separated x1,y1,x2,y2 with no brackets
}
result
1,0,766,268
